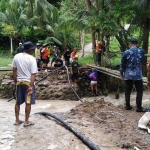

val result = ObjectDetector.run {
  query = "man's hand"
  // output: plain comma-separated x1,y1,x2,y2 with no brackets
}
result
147,82,150,89
120,76,124,80
27,87,33,95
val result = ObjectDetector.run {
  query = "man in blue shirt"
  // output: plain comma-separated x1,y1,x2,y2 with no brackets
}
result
120,38,147,112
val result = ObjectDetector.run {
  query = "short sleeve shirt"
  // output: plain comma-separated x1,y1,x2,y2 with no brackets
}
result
12,53,38,82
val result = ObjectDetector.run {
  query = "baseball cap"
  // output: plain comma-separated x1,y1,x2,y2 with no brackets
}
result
129,38,138,44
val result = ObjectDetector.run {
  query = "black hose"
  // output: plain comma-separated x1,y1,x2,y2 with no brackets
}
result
7,65,82,102
0,69,12,71
64,65,82,102
35,66,64,84
7,89,16,102
35,111,100,150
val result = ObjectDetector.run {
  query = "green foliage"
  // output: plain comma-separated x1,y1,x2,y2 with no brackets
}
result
78,53,94,66
0,55,13,67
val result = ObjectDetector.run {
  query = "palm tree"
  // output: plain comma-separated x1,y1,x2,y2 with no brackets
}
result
0,0,32,54
26,0,58,38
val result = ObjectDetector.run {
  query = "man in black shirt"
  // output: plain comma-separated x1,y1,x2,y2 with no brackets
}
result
17,43,23,53
64,49,71,66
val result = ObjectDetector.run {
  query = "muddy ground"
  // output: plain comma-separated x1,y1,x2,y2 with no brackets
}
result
0,90,150,150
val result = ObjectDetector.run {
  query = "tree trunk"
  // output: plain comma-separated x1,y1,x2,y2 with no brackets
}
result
142,0,150,76
85,0,96,62
29,0,34,39
85,0,91,10
10,36,13,55
80,30,86,57
142,20,150,76
104,35,111,67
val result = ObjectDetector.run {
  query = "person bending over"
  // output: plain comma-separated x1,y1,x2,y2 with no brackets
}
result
54,55,63,67
86,69,98,96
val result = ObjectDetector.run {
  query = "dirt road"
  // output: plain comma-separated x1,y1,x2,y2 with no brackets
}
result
0,98,124,150
1,89,150,150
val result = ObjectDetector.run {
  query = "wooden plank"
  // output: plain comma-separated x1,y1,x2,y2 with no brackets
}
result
86,64,147,85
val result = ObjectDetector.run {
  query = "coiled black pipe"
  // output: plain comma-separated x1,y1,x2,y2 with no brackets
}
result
35,111,100,150
7,65,82,102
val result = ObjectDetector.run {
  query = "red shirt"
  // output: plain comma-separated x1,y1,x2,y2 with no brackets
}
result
41,48,48,59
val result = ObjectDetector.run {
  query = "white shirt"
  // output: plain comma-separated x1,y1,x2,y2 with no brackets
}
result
12,53,38,82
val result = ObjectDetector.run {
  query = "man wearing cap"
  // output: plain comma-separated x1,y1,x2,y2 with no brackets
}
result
35,43,42,71
12,41,38,127
51,46,59,66
16,42,23,54
120,38,147,112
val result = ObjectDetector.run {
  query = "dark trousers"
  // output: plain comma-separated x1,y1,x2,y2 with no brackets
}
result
96,52,101,65
125,80,143,109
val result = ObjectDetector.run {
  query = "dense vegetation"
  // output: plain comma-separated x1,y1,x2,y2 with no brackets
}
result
0,0,150,71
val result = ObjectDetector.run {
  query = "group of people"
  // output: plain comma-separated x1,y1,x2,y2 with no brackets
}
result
12,37,150,128
16,42,80,70
12,41,81,127
35,43,60,70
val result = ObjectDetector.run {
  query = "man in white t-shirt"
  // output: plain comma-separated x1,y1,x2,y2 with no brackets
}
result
12,41,38,127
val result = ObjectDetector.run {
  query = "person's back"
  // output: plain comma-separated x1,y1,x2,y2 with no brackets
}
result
64,49,71,66
120,46,144,80
71,60,79,73
13,53,37,82
12,41,37,127
89,71,98,81
120,38,147,112
86,69,98,96
64,50,70,61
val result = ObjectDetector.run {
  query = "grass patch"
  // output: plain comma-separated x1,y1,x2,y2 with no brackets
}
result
0,56,13,68
110,37,120,52
78,53,94,66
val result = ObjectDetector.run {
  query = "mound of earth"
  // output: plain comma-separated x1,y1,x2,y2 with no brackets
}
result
58,99,150,150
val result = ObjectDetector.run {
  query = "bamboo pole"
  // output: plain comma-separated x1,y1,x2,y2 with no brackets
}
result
86,64,147,85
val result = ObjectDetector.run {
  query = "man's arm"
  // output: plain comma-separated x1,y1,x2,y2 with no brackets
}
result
27,73,36,95
13,67,17,87
120,52,126,80
30,73,36,87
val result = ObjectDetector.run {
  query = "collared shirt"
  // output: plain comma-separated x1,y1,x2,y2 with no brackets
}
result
120,46,145,80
